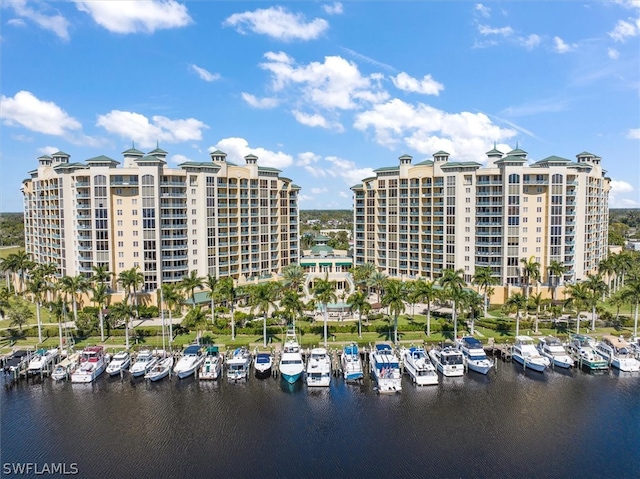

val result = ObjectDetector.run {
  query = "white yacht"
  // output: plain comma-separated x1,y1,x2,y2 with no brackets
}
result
254,352,273,378
429,345,465,377
71,346,108,383
595,335,640,372
566,335,609,371
130,350,159,378
306,347,332,387
173,345,204,379
200,346,224,380
27,348,59,376
403,346,438,385
537,336,573,369
369,344,402,393
145,356,174,382
106,351,131,376
278,327,305,384
226,347,252,381
512,336,550,372
51,353,79,381
457,336,493,375
341,343,363,382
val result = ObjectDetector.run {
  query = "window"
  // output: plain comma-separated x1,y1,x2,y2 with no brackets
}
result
536,237,541,243
192,199,196,205
536,247,541,253
116,199,122,205
523,247,527,253
132,209,137,215
536,227,541,233
523,237,528,243
465,217,470,223
132,199,137,205
465,227,470,232
465,207,470,213
117,210,123,216
523,197,528,202
465,246,470,252
133,241,138,247
133,252,139,257
118,252,124,258
537,197,542,203
537,217,542,223
118,262,124,268
193,259,197,265
192,229,197,235
466,188,470,193
523,218,528,223
192,209,196,214
133,231,138,236
118,241,123,247
537,207,542,213
465,237,470,242
117,231,123,237
192,239,197,245
523,227,528,233
523,207,528,213
132,220,138,226
465,256,469,261
192,219,197,225
117,220,123,226
466,197,470,203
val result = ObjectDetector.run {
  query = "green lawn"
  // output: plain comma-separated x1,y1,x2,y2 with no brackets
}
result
0,246,23,259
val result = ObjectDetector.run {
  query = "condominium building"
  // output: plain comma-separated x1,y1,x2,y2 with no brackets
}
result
22,148,300,291
351,148,610,285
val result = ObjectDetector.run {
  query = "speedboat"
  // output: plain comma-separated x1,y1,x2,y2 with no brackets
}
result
27,348,59,376
403,346,438,385
566,334,609,371
130,350,159,377
51,353,79,381
3,350,31,374
254,352,273,378
199,346,224,380
173,345,204,379
106,351,131,376
71,346,108,383
145,356,174,382
226,347,252,381
595,335,640,372
537,336,574,369
369,344,402,393
341,343,363,381
429,345,465,377
457,336,493,375
278,327,304,384
512,336,550,372
306,347,331,387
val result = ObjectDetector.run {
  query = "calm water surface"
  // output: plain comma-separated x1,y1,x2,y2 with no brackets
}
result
2,362,639,479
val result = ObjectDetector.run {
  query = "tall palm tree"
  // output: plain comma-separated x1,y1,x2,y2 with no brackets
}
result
313,275,337,347
249,282,278,348
182,305,208,343
91,282,109,342
37,262,58,303
439,268,466,339
505,292,527,337
621,277,640,337
48,296,69,350
91,264,112,290
205,274,218,322
412,279,438,336
528,292,544,334
548,260,566,301
0,286,11,320
381,279,406,344
347,290,370,338
109,301,135,350
351,262,377,292
216,277,237,341
472,266,499,318
59,274,89,326
4,251,33,295
280,289,304,327
27,271,47,343
597,256,616,297
584,274,608,331
0,256,12,290
162,283,182,347
564,282,590,334
520,256,541,298
281,263,306,292
9,299,34,332
118,266,144,311
367,270,387,303
180,270,205,310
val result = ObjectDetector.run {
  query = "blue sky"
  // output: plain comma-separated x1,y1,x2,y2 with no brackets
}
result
1,1,639,213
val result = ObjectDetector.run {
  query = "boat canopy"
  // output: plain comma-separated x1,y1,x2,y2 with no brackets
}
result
256,353,271,363
184,345,201,355
376,344,392,352
206,346,219,354
462,337,483,348
344,345,358,355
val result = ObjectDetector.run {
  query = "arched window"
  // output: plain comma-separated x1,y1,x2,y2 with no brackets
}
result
142,174,155,185
508,174,520,184
552,174,563,184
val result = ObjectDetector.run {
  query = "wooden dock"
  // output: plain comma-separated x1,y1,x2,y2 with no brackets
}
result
484,341,512,362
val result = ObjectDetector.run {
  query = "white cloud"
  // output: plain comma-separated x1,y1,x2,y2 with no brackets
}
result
96,111,207,147
189,64,220,82
224,6,328,41
627,128,640,139
608,48,620,59
608,18,639,42
211,137,293,169
170,154,193,164
0,91,81,136
519,34,541,50
241,93,279,109
9,0,70,40
553,36,575,53
475,4,491,18
391,72,444,96
296,152,321,166
38,146,59,156
610,180,634,193
340,47,397,72
311,187,328,194
292,110,330,129
7,18,26,27
338,191,349,198
478,24,513,36
75,0,192,34
322,3,343,15
325,156,375,186
609,179,638,208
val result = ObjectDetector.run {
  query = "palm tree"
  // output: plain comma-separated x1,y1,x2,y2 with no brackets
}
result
381,279,406,344
439,268,466,339
91,264,112,291
280,289,304,326
162,283,182,347
37,262,58,303
216,277,237,341
180,270,205,310
109,301,135,350
182,305,208,343
412,279,438,336
367,270,387,303
584,274,608,331
205,274,218,322
9,299,33,332
91,282,109,342
472,266,499,318
49,296,68,350
118,266,144,311
0,286,10,320
347,290,370,338
520,256,541,298
281,263,306,292
548,260,566,301
528,292,544,334
313,275,337,347
564,282,590,334
26,272,47,343
0,256,12,290
59,274,89,326
621,277,640,337
3,251,33,295
505,292,527,337
461,289,483,335
351,262,376,292
249,283,278,348
597,256,616,297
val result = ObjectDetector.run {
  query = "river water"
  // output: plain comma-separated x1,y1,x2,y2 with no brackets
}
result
1,360,639,479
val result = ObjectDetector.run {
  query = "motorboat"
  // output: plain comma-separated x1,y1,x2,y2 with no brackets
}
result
512,336,550,372
595,335,640,372
403,346,438,385
145,355,174,382
3,350,31,374
130,350,159,377
106,351,131,376
537,336,574,369
566,334,609,371
306,347,332,387
51,353,79,381
369,344,402,393
254,352,273,378
456,336,493,375
630,337,640,359
278,327,304,384
71,346,108,383
429,345,465,377
226,347,252,381
341,343,363,382
27,348,59,376
199,346,224,380
173,345,204,379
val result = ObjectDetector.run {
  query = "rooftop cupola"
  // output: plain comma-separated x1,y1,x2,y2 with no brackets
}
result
210,150,227,163
433,150,450,163
51,151,70,164
38,155,52,166
245,154,258,165
148,141,168,160
485,142,503,159
122,143,144,167
399,154,413,165
576,151,600,165
506,142,528,159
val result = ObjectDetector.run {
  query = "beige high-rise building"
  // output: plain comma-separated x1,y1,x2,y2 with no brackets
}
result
351,148,610,286
22,148,300,292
